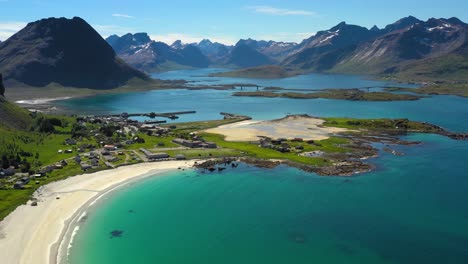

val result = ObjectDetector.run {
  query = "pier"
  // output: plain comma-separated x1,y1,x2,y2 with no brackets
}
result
95,111,197,120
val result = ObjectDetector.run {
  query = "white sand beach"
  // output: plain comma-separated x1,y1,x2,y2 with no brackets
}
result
205,115,349,141
15,97,72,105
0,160,196,264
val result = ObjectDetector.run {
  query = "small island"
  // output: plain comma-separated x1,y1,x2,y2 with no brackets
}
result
232,89,423,101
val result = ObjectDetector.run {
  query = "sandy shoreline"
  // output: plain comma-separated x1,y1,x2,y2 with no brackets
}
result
0,160,196,264
15,97,72,105
205,115,349,141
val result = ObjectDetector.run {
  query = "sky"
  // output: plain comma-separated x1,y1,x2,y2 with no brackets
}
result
1,0,468,44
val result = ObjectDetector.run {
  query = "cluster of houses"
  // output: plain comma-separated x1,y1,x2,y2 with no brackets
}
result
38,160,68,175
258,137,310,153
75,151,103,171
1,160,69,189
172,138,217,149
79,114,170,137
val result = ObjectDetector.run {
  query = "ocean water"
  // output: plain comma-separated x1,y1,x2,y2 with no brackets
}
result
67,134,468,264
63,69,468,263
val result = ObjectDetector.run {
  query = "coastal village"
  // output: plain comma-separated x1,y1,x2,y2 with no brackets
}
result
0,111,244,193
4,108,466,200
3,109,468,195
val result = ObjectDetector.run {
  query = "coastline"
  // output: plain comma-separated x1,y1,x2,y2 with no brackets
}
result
0,160,197,264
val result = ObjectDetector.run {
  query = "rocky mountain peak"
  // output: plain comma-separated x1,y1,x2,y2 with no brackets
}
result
0,16,147,88
384,16,422,33
171,40,185,49
370,25,380,32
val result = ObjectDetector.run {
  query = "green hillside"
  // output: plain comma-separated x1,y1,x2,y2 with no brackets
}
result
0,96,33,130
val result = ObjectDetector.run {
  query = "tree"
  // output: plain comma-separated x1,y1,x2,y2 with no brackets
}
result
1,154,10,169
36,118,55,133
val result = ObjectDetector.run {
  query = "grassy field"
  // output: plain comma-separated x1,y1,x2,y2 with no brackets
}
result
200,132,350,166
323,117,443,133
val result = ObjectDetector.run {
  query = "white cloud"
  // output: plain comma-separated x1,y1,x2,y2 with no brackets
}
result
112,13,133,19
93,24,136,37
247,5,316,16
0,21,27,41
149,33,237,45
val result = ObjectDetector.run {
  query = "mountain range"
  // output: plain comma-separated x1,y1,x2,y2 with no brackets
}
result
0,15,466,90
105,34,294,70
105,16,468,81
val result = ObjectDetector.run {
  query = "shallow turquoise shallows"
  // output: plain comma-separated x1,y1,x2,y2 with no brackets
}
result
68,134,468,264
62,70,468,263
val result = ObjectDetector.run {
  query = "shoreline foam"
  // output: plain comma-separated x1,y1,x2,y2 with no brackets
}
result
0,160,196,264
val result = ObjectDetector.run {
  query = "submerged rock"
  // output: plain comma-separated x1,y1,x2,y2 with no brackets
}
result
110,230,124,238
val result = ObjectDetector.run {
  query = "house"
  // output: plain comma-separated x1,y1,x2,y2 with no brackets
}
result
20,177,30,184
152,153,170,159
65,149,73,153
175,154,186,160
271,139,282,145
172,138,216,149
140,148,169,159
200,142,217,148
33,174,43,179
1,166,15,177
103,155,118,162
13,181,24,189
80,163,92,171
172,138,199,148
65,138,77,145
104,145,116,151
90,158,100,167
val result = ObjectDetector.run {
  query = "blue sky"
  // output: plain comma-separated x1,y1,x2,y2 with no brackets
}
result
1,0,467,44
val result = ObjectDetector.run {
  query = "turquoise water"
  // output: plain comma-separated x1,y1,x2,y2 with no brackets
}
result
68,134,468,264
64,69,468,263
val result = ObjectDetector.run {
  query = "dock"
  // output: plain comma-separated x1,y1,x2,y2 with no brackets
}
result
94,111,196,120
